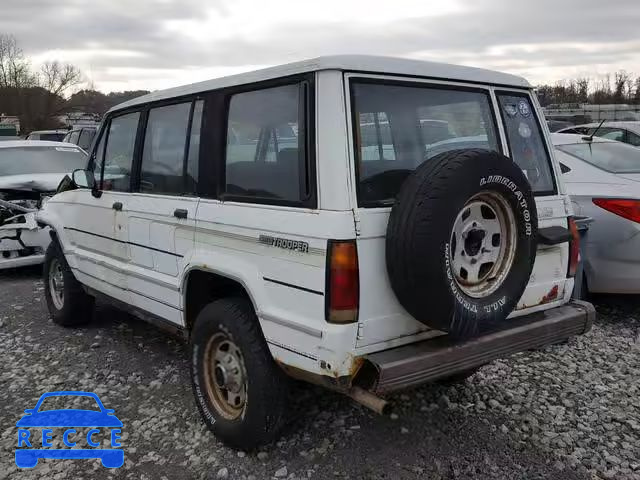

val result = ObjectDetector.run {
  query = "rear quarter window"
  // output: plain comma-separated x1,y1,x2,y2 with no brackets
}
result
496,93,556,194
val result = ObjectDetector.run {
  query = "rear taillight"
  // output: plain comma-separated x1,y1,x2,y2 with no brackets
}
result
325,240,359,324
593,198,640,224
568,217,580,278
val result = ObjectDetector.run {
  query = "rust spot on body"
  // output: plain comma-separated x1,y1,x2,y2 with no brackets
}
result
540,285,560,304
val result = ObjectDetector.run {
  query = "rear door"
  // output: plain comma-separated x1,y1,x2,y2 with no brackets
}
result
347,76,570,349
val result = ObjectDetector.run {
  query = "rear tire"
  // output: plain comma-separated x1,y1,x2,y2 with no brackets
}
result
190,297,289,449
43,241,94,326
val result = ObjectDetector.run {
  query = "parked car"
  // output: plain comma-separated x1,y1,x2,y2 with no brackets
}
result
546,119,574,132
37,55,594,449
557,121,640,147
552,133,640,295
24,130,68,142
62,126,97,151
0,141,87,269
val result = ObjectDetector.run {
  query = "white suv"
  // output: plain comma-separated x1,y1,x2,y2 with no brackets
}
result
37,55,594,449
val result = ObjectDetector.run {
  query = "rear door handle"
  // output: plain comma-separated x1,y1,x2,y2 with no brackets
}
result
112,202,123,211
174,208,188,219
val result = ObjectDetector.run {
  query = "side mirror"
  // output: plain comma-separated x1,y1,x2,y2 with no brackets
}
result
72,169,95,189
72,169,101,198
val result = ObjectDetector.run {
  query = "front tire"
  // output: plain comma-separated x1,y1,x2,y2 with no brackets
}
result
190,297,289,449
43,241,94,326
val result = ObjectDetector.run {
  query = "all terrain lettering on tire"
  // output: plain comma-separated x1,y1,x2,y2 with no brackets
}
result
444,243,478,313
480,175,532,236
191,344,216,426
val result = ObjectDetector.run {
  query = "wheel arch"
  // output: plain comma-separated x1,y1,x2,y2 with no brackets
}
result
182,265,262,333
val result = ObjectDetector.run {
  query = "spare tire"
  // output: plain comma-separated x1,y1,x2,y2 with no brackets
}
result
386,149,538,339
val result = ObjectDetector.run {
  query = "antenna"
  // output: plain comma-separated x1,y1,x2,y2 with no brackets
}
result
583,119,605,142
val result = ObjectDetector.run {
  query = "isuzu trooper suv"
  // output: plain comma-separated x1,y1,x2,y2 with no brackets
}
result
37,55,595,449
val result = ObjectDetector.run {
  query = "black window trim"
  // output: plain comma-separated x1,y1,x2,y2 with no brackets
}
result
495,89,558,197
349,76,504,208
92,73,316,207
217,73,317,209
92,110,143,193
131,98,201,197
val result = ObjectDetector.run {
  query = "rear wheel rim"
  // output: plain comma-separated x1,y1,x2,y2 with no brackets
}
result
203,332,248,420
449,191,517,298
48,258,65,310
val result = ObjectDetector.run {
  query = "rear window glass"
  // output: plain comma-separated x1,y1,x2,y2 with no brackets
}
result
38,133,66,142
557,141,640,174
497,93,555,194
352,81,500,206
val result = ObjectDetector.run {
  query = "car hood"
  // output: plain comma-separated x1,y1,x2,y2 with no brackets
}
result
16,409,123,427
0,173,66,193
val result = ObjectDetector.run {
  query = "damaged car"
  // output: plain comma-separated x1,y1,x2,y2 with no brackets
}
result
0,141,87,269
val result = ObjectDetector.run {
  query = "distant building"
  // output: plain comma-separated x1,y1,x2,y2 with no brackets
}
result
56,111,102,129
0,115,20,138
543,104,640,124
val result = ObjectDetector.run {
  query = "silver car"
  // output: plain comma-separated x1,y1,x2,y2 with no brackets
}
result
552,133,640,294
557,121,640,148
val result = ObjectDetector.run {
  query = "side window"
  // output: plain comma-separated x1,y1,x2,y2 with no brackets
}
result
78,129,94,150
69,130,81,144
102,112,140,192
140,102,191,195
497,93,555,193
628,130,640,147
591,127,624,142
186,100,203,194
559,162,571,174
224,83,307,203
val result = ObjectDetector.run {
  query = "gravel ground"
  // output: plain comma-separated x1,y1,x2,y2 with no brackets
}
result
1,267,639,480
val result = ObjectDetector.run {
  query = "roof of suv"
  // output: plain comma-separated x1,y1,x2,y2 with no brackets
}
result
110,55,530,113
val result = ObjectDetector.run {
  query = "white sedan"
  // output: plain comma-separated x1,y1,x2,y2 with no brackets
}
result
0,141,87,269
552,133,640,294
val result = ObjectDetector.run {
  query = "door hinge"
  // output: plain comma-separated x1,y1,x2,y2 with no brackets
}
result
357,322,364,340
352,208,361,236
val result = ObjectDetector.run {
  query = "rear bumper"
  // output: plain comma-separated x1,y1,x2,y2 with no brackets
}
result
355,300,595,394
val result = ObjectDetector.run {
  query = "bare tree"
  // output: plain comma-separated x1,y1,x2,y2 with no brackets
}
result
576,78,590,103
613,70,631,103
0,33,34,88
39,60,83,98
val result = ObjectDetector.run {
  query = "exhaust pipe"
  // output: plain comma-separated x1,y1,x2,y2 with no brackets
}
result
348,386,390,415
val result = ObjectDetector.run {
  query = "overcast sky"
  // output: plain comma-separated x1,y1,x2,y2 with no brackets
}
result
3,0,640,93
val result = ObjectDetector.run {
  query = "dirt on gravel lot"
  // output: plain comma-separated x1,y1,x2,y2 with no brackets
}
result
1,267,639,480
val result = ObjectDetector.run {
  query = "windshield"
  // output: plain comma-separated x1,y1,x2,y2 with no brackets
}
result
0,146,87,176
352,81,501,205
557,141,640,174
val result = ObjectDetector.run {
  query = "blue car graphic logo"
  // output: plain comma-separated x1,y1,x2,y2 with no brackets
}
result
15,391,123,468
